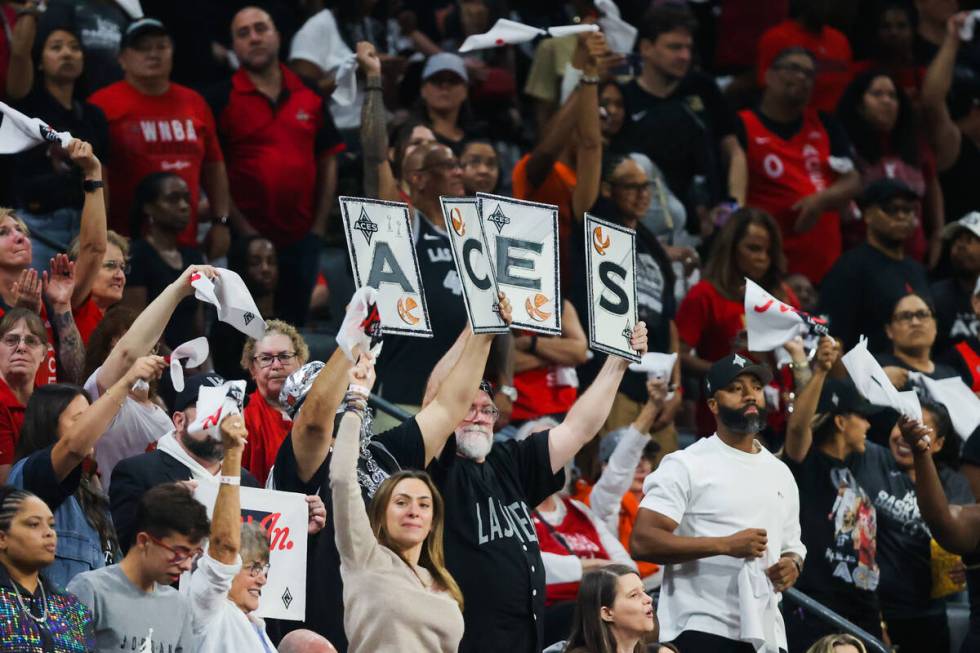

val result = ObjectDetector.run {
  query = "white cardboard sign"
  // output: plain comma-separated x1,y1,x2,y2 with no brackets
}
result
192,484,309,621
584,214,640,362
440,196,508,334
477,192,561,335
339,197,433,337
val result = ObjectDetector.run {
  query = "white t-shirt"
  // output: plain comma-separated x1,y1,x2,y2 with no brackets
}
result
639,434,806,648
289,9,362,130
190,554,276,653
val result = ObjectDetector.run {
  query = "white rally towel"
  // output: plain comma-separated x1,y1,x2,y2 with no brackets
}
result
458,18,598,52
167,337,210,392
628,352,678,380
191,269,267,340
331,54,359,107
336,286,382,362
737,558,780,653
115,0,144,19
186,380,247,443
744,279,828,351
546,24,601,38
0,102,72,154
842,337,922,420
595,0,637,53
909,373,980,439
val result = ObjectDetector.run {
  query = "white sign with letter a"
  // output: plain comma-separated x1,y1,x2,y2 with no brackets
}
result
192,484,309,621
477,192,561,335
440,197,508,334
584,213,640,362
339,196,433,337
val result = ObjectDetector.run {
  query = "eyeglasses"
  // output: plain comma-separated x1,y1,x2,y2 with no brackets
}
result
612,181,654,194
1,334,44,349
102,259,131,274
246,561,271,578
147,534,203,564
773,62,816,79
253,352,297,368
892,309,933,324
464,405,500,422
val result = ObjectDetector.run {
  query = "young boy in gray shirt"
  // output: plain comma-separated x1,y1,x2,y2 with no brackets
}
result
68,483,209,652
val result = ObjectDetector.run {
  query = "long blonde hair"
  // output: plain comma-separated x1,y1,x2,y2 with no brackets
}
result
368,470,464,609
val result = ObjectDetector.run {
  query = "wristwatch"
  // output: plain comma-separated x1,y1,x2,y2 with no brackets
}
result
82,179,104,193
499,385,518,402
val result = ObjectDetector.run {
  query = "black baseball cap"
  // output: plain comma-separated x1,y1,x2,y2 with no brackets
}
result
121,18,169,49
705,353,773,395
858,178,917,210
174,373,225,412
817,378,883,417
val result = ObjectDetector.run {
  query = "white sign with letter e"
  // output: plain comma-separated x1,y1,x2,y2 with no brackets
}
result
440,197,508,334
192,484,309,621
584,213,640,362
339,196,433,337
477,192,561,335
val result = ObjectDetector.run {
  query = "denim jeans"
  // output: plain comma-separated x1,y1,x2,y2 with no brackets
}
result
19,207,82,273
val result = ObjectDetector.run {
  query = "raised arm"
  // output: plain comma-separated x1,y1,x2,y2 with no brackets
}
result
96,264,218,391
68,141,108,309
525,87,582,189
514,301,589,372
290,345,352,483
208,415,247,565
571,33,604,221
356,42,397,201
548,322,648,474
6,3,38,100
783,336,839,463
43,255,84,384
922,13,966,172
50,355,167,480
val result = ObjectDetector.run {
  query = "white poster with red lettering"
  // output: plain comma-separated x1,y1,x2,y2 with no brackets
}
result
477,192,561,335
192,484,308,621
339,196,433,337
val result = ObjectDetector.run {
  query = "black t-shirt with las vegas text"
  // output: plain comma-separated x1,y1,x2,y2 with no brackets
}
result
850,442,974,619
931,277,980,354
428,430,565,653
267,417,425,652
784,449,880,623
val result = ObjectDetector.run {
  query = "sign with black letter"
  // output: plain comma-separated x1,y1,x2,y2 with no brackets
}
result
584,213,640,362
440,197,508,333
477,192,561,335
339,196,433,337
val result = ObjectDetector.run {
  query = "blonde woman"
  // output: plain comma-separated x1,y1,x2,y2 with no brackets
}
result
805,633,867,653
330,352,464,652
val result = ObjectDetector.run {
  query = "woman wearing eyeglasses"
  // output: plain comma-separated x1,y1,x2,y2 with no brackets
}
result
240,321,309,486
6,354,168,590
123,172,206,349
0,485,95,652
190,413,277,653
0,309,50,484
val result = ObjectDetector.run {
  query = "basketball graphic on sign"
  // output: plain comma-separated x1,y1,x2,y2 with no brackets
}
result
592,226,610,255
450,207,465,236
396,296,421,325
525,293,553,322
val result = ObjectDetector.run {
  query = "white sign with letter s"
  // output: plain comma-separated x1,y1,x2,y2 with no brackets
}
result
584,213,640,362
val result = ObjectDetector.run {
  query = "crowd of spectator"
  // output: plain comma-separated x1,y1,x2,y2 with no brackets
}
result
0,0,980,652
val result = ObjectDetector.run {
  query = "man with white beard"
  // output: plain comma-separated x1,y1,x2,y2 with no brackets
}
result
425,322,649,653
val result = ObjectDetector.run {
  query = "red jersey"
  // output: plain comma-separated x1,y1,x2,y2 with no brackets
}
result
0,376,24,466
573,481,659,579
757,20,853,112
512,363,577,421
215,65,345,247
532,496,611,604
242,389,292,486
740,108,841,282
88,81,223,247
73,296,105,345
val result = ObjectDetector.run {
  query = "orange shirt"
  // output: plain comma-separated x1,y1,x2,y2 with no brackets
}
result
512,154,577,288
572,480,660,579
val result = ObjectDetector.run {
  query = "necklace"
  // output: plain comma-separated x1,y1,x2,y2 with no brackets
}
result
11,577,48,623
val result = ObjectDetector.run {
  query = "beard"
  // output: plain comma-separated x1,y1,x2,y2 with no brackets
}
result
717,404,768,435
456,426,493,461
180,432,223,462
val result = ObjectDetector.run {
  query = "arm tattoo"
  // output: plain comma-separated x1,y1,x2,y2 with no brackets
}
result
52,310,85,384
360,77,388,198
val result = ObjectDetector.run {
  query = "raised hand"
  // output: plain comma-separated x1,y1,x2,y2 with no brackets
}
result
64,139,100,177
175,263,219,296
497,291,513,325
12,268,41,313
813,335,840,373
42,254,75,310
306,494,327,535
122,355,167,387
356,41,381,76
219,413,248,450
630,321,648,356
897,414,933,453
348,351,376,392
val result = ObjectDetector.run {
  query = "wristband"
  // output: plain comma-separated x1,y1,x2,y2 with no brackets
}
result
348,384,371,397
580,74,600,84
219,475,241,486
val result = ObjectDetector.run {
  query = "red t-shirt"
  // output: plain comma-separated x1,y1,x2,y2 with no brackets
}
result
242,389,292,486
88,81,224,246
512,154,576,289
512,365,578,421
216,65,345,247
73,296,105,345
739,108,842,283
757,20,853,112
0,376,25,466
0,304,57,387
532,496,610,605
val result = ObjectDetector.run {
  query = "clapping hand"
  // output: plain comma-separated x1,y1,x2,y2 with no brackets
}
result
42,254,75,310
12,268,41,313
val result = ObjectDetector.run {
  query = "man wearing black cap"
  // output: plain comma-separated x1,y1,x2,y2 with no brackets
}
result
818,177,931,353
632,353,805,653
108,372,261,552
89,18,232,258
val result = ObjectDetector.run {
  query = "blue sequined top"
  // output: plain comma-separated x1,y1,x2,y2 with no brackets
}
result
0,566,94,652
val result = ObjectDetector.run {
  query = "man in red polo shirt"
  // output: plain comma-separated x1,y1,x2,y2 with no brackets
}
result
738,47,861,284
207,7,345,327
89,19,231,256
